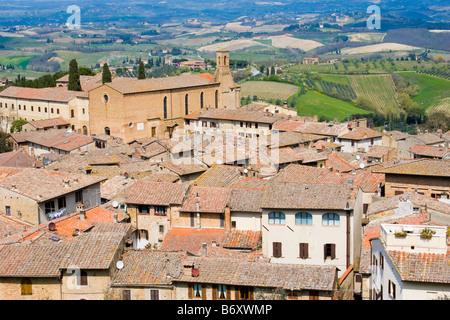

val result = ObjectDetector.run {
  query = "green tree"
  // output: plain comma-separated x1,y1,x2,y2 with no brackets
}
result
138,61,146,79
68,59,82,91
10,119,28,133
102,63,112,84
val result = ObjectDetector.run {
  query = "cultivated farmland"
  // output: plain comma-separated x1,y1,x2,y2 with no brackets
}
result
426,97,450,116
240,81,300,101
349,74,400,115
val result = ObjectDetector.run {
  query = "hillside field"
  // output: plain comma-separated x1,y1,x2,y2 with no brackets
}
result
240,81,300,101
289,90,372,121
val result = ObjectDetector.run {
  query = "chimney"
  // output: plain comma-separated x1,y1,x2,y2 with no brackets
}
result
113,213,118,223
76,203,86,220
202,243,207,257
224,204,231,232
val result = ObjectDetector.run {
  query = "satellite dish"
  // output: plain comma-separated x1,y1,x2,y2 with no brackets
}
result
112,201,119,208
244,168,248,173
192,268,200,277
116,261,124,270
360,163,365,169
356,155,360,160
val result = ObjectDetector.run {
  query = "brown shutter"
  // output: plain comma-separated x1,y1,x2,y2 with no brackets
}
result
212,285,217,300
300,243,308,259
202,284,207,300
273,242,282,258
324,244,328,259
249,287,254,300
330,244,336,260
122,290,131,300
188,284,193,299
235,287,240,300
226,286,231,300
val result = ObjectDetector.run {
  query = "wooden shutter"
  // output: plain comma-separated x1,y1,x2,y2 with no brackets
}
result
324,244,328,259
188,284,193,299
150,290,159,300
212,285,217,300
226,286,231,300
21,278,32,296
273,242,282,258
330,244,336,260
249,287,254,300
299,243,308,259
201,285,207,300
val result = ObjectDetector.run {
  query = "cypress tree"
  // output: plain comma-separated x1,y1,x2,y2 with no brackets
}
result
138,61,146,79
102,63,112,84
68,59,82,91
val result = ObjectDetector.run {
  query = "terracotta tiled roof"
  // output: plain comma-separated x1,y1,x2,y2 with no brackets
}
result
160,227,226,255
159,161,207,176
326,152,356,172
192,164,242,187
268,147,303,165
106,74,214,94
415,133,444,145
59,222,131,270
177,256,337,291
0,149,42,168
221,230,261,250
25,129,93,152
101,175,138,200
184,108,284,124
410,145,448,158
376,159,450,177
26,117,70,129
262,182,354,210
229,187,265,213
0,86,87,102
111,250,184,286
180,185,230,213
0,242,70,277
125,181,186,205
230,176,269,189
388,250,449,283
0,168,106,203
338,127,382,140
268,131,325,148
0,214,32,240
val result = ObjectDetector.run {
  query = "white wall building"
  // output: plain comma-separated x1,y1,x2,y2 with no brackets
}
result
370,224,450,300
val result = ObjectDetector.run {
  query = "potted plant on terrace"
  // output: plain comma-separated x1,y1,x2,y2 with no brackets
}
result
394,231,407,237
420,227,436,239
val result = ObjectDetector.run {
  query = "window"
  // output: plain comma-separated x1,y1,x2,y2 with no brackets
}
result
273,242,282,258
155,206,167,216
78,270,88,286
213,284,228,300
138,229,149,240
322,213,340,226
122,290,131,300
200,92,204,109
75,190,83,204
58,196,66,209
215,90,218,108
219,214,225,228
138,205,150,214
71,109,75,118
38,107,41,112
351,140,355,147
185,94,189,115
21,278,32,295
159,225,164,233
268,212,285,225
104,127,111,136
296,212,312,225
202,121,207,128
299,243,309,259
5,206,11,216
189,284,204,299
163,97,167,119
236,286,253,300
45,200,55,214
324,243,336,259
388,280,396,299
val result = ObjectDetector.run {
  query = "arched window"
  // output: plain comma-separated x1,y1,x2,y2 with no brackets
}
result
268,212,285,225
185,94,189,115
215,90,218,108
322,213,340,226
163,96,168,119
104,127,110,135
200,92,204,109
21,278,32,295
82,126,88,135
295,212,312,225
